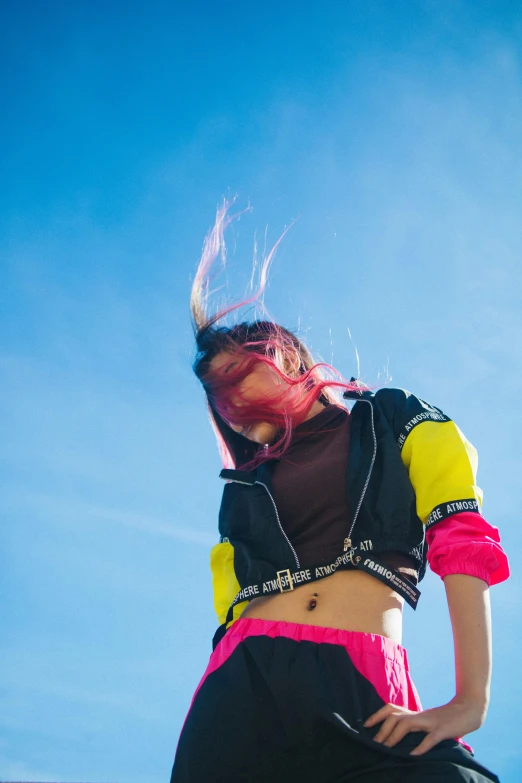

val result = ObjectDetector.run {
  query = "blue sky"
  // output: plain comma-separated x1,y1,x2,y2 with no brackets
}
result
2,1,522,781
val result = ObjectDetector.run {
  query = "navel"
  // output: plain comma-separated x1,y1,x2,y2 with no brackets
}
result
308,592,318,611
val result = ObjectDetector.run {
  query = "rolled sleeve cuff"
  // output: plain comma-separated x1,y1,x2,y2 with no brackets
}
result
437,559,495,585
426,511,510,587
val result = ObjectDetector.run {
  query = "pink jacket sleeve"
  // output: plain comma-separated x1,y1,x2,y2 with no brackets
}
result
426,511,510,586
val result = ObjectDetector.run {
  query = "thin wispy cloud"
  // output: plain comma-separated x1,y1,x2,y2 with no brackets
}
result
0,756,60,783
4,490,215,547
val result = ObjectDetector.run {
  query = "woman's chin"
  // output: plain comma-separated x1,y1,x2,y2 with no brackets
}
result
245,422,277,445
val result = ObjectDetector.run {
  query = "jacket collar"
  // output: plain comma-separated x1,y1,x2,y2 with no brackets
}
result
219,458,277,485
343,378,375,401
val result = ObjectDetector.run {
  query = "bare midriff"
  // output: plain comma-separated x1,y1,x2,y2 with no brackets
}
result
239,569,405,644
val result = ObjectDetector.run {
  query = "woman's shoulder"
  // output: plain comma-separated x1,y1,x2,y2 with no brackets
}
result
344,386,413,413
350,387,452,441
344,385,411,402
373,386,445,417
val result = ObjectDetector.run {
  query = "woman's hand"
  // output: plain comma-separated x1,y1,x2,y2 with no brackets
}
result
364,696,486,755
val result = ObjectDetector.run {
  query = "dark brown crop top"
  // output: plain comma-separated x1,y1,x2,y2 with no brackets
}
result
270,403,419,584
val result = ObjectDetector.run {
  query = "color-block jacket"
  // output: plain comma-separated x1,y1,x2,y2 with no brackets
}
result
210,387,483,648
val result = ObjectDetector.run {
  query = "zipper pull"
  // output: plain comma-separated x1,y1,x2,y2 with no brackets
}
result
343,537,352,552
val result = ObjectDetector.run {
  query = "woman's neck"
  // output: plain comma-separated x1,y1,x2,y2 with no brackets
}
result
302,399,328,422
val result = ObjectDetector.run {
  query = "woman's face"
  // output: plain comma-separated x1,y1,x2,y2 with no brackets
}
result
208,350,288,445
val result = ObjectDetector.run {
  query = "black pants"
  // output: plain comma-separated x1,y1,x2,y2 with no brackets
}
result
170,618,499,782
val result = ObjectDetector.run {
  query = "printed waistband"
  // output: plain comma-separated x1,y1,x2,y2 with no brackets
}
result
229,552,421,613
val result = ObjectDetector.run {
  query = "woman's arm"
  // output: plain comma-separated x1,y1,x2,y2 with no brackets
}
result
445,573,491,719
364,573,492,755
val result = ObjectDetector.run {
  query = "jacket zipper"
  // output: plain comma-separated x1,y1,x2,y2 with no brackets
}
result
343,398,377,551
255,480,301,569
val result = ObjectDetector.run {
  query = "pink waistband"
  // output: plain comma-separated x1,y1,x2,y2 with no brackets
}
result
225,616,411,667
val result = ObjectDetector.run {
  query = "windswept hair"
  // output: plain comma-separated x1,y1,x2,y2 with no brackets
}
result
191,199,363,470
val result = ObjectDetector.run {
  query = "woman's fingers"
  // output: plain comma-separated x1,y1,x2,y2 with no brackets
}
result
381,715,419,747
376,711,432,746
410,730,445,756
363,705,390,727
373,714,402,744
364,703,412,728
364,701,478,756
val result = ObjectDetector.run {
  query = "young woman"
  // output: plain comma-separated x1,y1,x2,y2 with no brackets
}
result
170,202,509,782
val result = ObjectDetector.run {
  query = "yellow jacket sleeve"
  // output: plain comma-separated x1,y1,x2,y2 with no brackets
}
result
378,388,484,528
210,541,248,627
401,419,483,526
